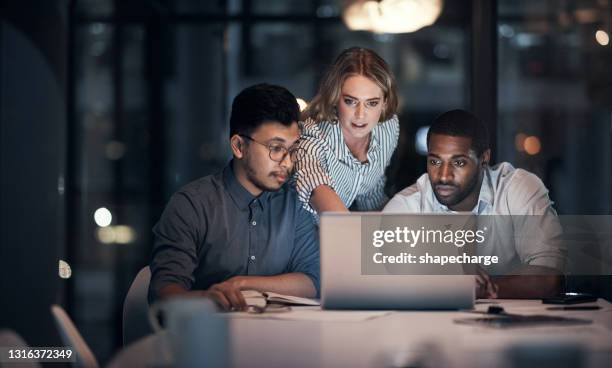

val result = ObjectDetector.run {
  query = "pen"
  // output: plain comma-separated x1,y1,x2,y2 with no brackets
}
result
546,306,601,311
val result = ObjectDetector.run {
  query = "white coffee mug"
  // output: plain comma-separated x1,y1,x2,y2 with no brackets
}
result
149,297,229,368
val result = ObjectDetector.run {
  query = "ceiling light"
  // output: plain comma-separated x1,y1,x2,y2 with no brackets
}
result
343,0,443,34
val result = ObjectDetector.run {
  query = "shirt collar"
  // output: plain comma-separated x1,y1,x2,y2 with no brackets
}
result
222,161,270,211
476,167,494,213
325,120,380,164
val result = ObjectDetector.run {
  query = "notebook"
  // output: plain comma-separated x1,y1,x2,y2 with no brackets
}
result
241,290,320,308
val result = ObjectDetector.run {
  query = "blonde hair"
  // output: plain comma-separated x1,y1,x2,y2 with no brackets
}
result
304,47,398,122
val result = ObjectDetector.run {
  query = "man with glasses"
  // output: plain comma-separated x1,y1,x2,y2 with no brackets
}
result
149,84,318,311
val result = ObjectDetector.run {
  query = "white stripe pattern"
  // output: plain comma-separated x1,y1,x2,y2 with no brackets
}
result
293,115,400,217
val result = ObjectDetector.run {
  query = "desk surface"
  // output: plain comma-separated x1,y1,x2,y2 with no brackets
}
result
108,299,612,368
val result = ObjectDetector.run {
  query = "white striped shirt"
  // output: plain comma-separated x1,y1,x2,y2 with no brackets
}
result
293,115,400,217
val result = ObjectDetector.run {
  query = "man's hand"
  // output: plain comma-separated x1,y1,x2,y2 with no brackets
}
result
201,276,247,311
475,267,499,299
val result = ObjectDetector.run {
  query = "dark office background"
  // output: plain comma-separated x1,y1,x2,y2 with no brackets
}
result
1,0,611,364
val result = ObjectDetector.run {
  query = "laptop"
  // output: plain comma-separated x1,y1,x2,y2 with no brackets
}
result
320,212,475,310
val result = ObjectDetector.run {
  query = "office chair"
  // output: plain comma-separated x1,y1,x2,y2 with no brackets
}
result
122,266,153,346
0,329,40,368
50,305,99,368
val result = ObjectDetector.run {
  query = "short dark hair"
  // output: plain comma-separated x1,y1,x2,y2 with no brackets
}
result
229,83,299,138
427,109,490,156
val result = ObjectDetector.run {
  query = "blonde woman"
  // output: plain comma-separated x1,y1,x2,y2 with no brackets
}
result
295,47,400,216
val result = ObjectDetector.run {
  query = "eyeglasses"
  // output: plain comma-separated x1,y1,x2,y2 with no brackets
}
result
239,134,305,163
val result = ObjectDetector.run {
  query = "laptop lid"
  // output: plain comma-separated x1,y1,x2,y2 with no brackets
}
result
320,212,475,310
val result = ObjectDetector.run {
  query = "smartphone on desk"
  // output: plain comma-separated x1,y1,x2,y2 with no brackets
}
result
542,292,597,305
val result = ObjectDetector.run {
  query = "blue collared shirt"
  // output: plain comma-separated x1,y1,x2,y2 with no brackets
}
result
149,162,320,302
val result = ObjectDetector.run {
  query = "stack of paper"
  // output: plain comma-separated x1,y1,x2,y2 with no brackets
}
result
263,292,320,306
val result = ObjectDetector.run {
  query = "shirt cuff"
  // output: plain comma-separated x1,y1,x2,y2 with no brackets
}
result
526,256,566,273
296,174,335,215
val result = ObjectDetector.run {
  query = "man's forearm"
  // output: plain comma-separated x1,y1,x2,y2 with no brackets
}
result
155,273,316,302
234,273,317,298
493,265,563,299
156,283,193,300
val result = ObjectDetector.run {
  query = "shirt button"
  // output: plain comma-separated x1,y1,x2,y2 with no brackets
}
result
250,255,256,261
251,221,257,226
